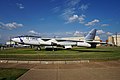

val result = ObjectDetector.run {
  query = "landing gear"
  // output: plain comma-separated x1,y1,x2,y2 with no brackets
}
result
36,46,41,51
90,44,97,48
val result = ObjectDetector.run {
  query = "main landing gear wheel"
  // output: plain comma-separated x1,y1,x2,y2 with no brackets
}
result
37,47,41,51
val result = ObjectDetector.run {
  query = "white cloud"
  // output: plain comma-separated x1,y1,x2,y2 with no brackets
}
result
97,30,105,34
85,19,100,26
62,0,81,20
106,32,112,35
67,0,81,6
16,3,24,9
73,31,81,36
65,32,73,35
118,32,120,35
78,14,86,24
62,8,75,19
97,30,112,35
66,14,86,24
5,22,23,29
67,15,78,23
96,30,113,40
73,30,85,36
80,4,89,11
57,0,90,25
101,24,109,27
0,22,23,30
28,30,40,35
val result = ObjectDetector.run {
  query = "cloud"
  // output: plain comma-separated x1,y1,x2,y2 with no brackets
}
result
66,14,86,24
78,14,86,24
62,0,81,19
73,31,80,36
67,15,78,23
58,0,104,27
101,24,109,27
106,32,112,35
60,0,91,25
97,30,112,35
52,7,61,13
97,30,105,34
28,30,40,35
80,4,89,11
42,30,85,37
16,3,24,9
96,30,113,41
73,31,84,36
5,22,23,29
62,8,75,19
85,19,100,26
67,0,81,6
118,32,120,35
0,22,23,30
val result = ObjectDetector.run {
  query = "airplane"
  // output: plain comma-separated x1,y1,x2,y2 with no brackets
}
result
11,29,106,50
0,43,6,50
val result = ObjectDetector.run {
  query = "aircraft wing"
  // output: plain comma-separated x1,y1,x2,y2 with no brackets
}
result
56,39,106,44
86,41,107,44
55,39,84,42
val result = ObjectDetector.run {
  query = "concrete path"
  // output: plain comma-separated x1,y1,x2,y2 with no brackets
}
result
18,68,120,80
16,61,120,80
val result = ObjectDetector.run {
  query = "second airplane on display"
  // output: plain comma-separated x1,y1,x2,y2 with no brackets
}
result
12,29,105,50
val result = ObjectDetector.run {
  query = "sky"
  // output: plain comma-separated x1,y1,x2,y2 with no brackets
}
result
0,0,120,43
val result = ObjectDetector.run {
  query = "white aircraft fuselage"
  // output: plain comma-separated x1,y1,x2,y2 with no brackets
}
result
12,29,105,50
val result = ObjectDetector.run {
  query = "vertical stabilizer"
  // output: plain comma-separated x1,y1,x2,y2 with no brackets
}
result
85,29,96,41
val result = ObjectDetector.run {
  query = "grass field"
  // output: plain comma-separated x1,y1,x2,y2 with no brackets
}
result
0,47,120,60
0,68,28,80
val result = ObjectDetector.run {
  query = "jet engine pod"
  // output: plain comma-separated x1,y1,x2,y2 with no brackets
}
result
77,42,91,47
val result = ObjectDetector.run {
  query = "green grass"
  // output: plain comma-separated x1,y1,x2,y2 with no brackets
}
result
0,68,28,80
0,47,120,60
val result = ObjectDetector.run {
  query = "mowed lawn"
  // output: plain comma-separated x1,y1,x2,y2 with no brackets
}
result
0,47,120,60
0,68,28,80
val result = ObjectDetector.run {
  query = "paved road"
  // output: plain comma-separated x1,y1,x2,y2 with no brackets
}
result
0,61,120,80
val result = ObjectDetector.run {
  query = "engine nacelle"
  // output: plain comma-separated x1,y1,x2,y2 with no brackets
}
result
77,42,91,47
64,45,72,49
45,46,57,49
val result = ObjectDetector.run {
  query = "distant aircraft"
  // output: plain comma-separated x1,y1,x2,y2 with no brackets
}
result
0,43,6,50
11,29,106,50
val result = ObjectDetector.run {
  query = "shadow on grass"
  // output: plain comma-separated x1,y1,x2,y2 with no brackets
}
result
71,48,114,52
70,49,113,52
39,48,66,51
39,48,113,53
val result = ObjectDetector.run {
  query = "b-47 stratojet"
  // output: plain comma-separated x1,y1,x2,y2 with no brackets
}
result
12,29,106,50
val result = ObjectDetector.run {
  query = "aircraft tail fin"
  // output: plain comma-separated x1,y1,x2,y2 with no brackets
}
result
85,29,97,41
